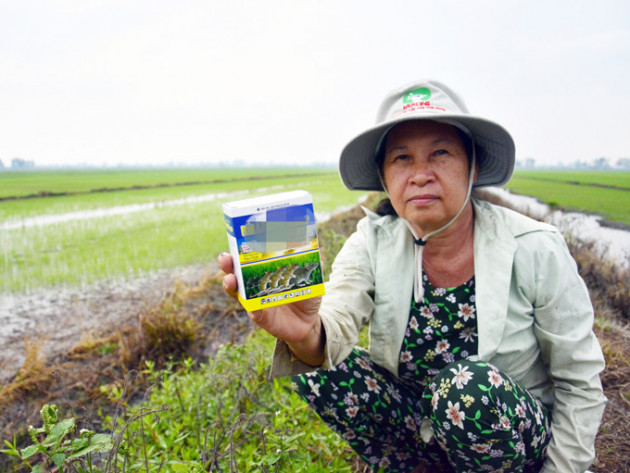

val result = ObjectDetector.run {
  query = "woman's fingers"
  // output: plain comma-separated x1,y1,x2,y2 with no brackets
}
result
221,273,239,299
217,251,322,346
218,253,239,299
248,309,263,323
218,252,234,274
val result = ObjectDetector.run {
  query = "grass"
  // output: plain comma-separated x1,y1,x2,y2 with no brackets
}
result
106,332,361,472
3,203,227,291
507,170,630,226
2,339,364,473
0,258,368,472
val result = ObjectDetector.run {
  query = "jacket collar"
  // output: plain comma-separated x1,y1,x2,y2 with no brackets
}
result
472,200,518,360
365,200,521,364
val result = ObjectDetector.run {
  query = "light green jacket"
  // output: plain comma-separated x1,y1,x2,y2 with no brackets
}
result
270,199,606,473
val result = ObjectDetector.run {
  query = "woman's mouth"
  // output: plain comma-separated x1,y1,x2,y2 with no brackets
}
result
408,194,439,206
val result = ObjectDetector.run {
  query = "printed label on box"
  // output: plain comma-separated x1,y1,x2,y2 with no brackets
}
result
223,191,325,312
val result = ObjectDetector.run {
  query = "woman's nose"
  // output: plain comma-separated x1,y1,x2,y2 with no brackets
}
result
408,158,434,186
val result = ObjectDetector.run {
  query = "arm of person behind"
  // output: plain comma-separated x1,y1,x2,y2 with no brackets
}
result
529,232,607,473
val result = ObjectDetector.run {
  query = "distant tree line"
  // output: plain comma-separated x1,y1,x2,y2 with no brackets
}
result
516,157,630,170
0,158,36,169
1,156,628,171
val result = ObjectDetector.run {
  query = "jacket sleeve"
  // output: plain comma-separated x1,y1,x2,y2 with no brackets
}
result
269,216,376,378
522,232,607,473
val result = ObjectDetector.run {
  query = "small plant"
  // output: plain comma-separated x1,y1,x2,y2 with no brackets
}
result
2,404,113,473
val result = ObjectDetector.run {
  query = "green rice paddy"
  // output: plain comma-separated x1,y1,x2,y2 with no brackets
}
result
0,168,334,220
0,167,363,292
2,167,629,293
0,167,322,198
506,170,630,226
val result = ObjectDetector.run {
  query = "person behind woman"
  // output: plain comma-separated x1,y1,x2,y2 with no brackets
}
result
219,80,606,473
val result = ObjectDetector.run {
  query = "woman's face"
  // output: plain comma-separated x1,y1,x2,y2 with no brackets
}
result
382,120,473,236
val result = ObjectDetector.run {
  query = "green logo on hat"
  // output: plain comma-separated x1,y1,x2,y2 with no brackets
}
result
403,87,431,104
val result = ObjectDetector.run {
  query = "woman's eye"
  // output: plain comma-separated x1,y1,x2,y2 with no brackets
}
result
391,154,410,163
433,149,449,157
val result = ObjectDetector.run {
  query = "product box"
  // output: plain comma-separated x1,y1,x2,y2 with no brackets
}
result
223,190,325,312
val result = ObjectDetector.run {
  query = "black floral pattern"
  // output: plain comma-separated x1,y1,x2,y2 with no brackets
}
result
293,276,552,472
399,274,478,391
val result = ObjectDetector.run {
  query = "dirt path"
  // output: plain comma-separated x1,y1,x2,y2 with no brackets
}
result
0,263,215,383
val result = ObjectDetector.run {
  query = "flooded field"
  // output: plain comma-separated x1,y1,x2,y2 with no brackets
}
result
2,168,630,383
0,262,212,381
0,168,365,380
0,169,362,292
506,169,630,226
486,187,630,267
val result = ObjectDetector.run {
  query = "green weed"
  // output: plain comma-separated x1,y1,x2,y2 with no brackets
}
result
1,404,113,473
2,333,360,472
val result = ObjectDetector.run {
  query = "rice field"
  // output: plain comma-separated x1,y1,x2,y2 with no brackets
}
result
0,167,306,198
3,167,628,293
0,167,364,293
506,170,630,226
0,168,334,221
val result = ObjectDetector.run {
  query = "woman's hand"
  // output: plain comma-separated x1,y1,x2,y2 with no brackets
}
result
218,253,325,366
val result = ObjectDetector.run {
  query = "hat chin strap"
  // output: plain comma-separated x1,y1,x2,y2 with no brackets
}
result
378,139,476,304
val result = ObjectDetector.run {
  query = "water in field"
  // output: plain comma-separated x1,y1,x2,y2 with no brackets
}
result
2,184,628,382
0,188,275,230
0,182,367,380
0,184,352,231
0,263,212,382
485,187,630,267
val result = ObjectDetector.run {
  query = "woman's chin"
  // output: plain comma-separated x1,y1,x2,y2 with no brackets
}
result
403,211,448,234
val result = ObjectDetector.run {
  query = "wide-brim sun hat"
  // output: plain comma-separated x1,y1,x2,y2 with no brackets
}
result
339,79,515,191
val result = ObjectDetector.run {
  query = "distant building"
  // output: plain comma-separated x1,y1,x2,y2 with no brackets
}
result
516,157,536,169
616,158,630,169
11,158,35,169
592,157,611,170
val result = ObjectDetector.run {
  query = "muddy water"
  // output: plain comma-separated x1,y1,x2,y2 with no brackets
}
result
0,263,215,382
0,191,350,382
485,187,630,267
2,188,628,383
0,185,294,230
0,185,285,381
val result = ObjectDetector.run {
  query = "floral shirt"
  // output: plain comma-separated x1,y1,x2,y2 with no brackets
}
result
398,273,478,391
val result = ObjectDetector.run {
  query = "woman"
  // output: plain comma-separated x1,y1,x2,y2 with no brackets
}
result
219,80,606,473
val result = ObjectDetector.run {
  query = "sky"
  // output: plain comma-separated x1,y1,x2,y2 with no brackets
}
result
1,0,629,168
